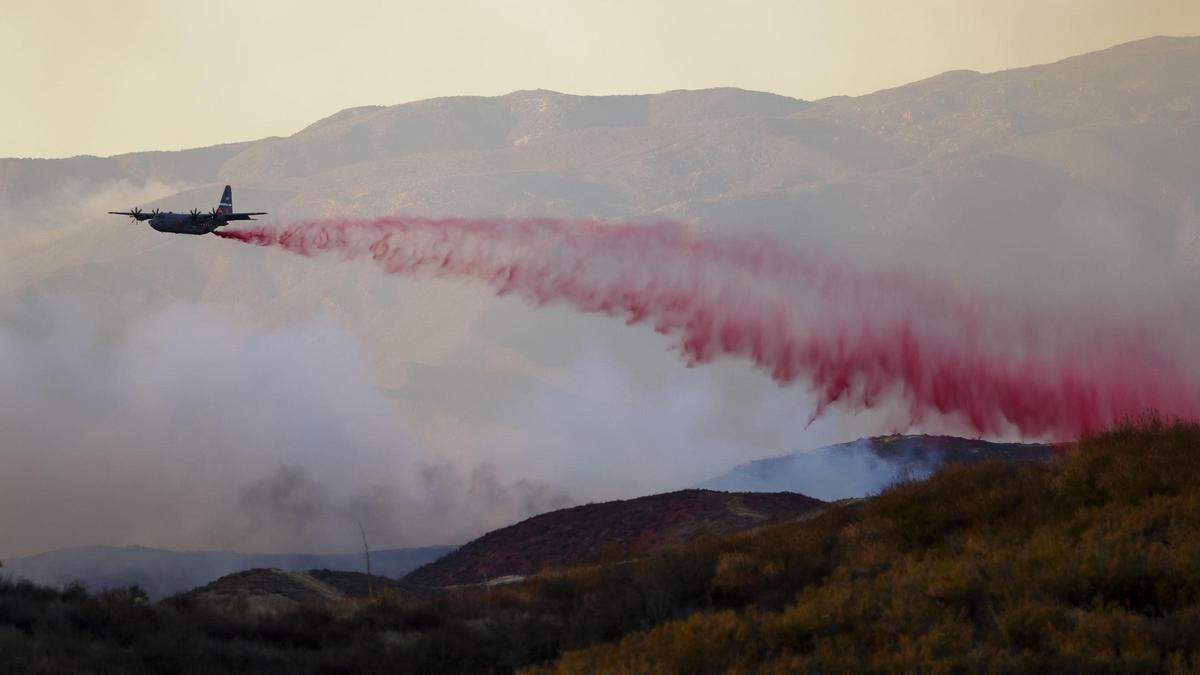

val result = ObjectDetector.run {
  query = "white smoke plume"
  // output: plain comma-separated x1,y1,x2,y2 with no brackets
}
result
0,297,567,559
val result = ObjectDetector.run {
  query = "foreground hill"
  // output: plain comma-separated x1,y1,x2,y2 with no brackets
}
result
0,544,454,600
3,418,1200,673
176,568,407,615
698,434,1058,499
403,489,824,588
533,417,1200,673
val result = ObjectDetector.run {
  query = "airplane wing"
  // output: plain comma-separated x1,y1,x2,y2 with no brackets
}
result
222,212,268,221
108,211,154,221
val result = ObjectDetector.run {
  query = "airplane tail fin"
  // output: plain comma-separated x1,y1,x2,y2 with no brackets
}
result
217,185,233,215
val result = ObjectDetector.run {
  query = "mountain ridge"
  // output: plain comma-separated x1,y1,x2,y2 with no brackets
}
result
0,544,455,600
10,34,1195,163
3,35,1199,561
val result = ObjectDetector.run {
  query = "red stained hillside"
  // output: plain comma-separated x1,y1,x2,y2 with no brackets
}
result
404,489,824,588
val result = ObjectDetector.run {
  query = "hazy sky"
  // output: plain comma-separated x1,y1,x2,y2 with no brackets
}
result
3,0,1200,158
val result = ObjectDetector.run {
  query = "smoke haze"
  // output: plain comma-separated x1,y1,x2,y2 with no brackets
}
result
697,439,942,502
4,40,1200,559
0,298,567,559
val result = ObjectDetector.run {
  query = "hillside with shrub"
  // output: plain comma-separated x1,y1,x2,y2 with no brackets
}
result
534,416,1200,673
4,417,1200,673
176,568,410,616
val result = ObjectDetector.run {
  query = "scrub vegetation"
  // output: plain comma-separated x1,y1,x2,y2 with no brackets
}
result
4,416,1200,674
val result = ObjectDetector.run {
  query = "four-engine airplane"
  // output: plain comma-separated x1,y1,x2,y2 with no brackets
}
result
108,185,266,235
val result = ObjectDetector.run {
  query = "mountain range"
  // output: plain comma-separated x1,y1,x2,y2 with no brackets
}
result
3,35,1199,556
8,35,1198,326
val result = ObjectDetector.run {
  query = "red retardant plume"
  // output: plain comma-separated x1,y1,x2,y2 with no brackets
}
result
216,217,1200,440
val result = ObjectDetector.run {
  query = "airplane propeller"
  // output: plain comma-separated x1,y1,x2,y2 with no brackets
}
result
126,207,142,222
189,208,201,219
209,207,222,220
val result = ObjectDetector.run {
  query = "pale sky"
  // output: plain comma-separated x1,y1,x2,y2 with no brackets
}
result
3,0,1199,159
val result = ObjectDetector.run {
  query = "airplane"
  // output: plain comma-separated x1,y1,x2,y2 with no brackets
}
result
108,185,266,235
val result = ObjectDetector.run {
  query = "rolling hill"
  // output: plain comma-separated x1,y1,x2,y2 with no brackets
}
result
175,568,408,615
402,489,824,588
0,544,454,600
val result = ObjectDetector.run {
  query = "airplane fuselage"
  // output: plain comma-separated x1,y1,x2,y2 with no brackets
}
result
148,213,225,235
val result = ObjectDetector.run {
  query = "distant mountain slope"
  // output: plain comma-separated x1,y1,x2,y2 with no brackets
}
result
803,36,1200,158
697,435,1059,500
403,489,823,588
5,35,1194,332
0,544,455,600
0,141,254,218
3,36,1199,562
5,35,1196,336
